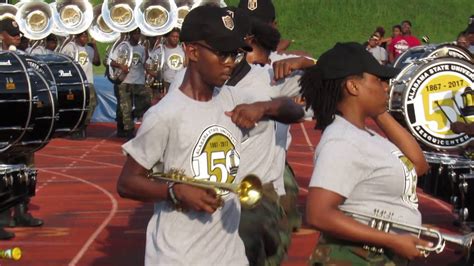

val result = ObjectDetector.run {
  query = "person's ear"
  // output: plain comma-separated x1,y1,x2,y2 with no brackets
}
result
185,43,198,62
345,79,360,96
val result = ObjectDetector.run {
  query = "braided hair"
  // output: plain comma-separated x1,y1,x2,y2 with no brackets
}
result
299,66,362,130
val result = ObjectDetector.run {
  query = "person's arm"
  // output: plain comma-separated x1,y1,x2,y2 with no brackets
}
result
90,39,101,66
451,121,474,136
381,47,388,65
373,112,429,176
117,156,221,213
225,97,304,128
276,39,292,52
272,56,316,80
306,187,432,260
110,59,129,74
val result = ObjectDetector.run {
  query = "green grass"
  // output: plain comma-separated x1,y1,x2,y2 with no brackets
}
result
13,0,474,74
226,0,474,59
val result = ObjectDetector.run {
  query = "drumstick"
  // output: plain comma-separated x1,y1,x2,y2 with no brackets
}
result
451,97,468,123
435,101,454,124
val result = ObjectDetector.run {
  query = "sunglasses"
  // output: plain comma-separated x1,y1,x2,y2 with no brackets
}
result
193,42,245,64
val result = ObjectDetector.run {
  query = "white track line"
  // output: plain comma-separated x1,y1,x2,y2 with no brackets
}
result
38,131,119,265
39,168,118,266
37,153,122,168
299,122,314,152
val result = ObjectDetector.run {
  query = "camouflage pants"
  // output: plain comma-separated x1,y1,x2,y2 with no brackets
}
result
117,83,152,131
85,83,97,126
239,183,283,266
266,163,303,265
309,235,408,266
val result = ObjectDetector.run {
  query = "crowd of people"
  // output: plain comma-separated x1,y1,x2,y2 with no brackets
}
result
0,0,473,265
364,18,474,66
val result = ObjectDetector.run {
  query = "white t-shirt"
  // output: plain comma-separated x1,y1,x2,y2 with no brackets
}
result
122,87,247,265
162,44,185,83
310,116,422,226
61,42,95,84
28,46,54,55
367,46,388,65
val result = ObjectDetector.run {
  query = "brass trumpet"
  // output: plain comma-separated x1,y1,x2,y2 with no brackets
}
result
343,208,474,257
147,168,262,209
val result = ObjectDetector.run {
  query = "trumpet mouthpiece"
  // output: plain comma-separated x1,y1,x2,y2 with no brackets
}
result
0,247,22,260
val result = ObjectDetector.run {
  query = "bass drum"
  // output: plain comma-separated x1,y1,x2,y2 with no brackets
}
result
32,53,90,136
0,51,56,155
389,57,474,152
393,43,473,69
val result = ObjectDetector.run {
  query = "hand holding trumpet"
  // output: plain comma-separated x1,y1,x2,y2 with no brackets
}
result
387,234,433,260
172,183,223,214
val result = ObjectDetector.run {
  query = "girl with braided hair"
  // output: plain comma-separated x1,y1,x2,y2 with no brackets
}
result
301,42,432,265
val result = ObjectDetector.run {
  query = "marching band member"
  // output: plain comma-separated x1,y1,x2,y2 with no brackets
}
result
117,5,303,264
110,27,150,139
28,34,58,55
0,18,20,51
0,18,43,240
301,42,431,264
61,31,100,139
229,10,309,265
144,35,163,101
161,28,185,95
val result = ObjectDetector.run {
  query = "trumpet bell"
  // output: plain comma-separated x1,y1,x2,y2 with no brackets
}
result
16,0,54,40
134,0,178,36
148,169,263,209
52,0,93,35
238,174,262,209
102,0,137,33
88,5,120,43
0,4,18,21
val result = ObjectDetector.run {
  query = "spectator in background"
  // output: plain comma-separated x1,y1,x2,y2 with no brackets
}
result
466,15,474,53
366,34,388,65
387,21,420,64
374,26,387,48
456,31,470,50
378,25,401,53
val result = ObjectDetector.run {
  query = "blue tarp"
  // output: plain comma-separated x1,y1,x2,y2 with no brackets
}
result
91,76,117,123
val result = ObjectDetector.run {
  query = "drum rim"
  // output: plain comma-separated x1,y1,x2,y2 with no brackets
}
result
393,43,474,69
390,57,474,151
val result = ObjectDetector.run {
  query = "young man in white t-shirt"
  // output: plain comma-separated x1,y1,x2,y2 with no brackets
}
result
117,6,303,265
110,27,151,139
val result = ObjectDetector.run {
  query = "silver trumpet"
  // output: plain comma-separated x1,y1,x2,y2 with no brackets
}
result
343,208,474,257
147,168,262,209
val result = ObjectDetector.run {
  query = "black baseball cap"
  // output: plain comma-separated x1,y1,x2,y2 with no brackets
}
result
180,5,251,52
238,0,275,23
317,42,400,80
0,18,20,36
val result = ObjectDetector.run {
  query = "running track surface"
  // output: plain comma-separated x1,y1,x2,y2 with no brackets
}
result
0,121,468,265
